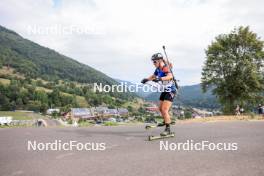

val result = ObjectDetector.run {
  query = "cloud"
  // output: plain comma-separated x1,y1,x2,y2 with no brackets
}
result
0,0,263,85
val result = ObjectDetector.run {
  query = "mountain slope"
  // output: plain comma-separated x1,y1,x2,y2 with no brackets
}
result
0,25,139,113
0,25,115,85
145,84,220,109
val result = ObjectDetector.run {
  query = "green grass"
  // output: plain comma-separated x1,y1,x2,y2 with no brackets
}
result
0,111,45,120
0,78,10,85
123,98,144,109
36,86,52,93
76,96,88,107
60,92,88,107
78,121,93,127
103,121,118,126
0,124,33,128
0,67,25,79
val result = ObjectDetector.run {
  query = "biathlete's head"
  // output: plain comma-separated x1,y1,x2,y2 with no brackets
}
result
151,53,165,68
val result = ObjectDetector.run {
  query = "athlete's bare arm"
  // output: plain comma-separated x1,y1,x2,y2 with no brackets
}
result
147,75,156,81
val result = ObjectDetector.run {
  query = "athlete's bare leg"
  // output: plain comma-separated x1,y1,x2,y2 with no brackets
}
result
160,100,172,124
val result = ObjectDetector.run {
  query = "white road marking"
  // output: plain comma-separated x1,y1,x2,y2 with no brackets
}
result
56,152,74,159
105,144,119,149
125,137,135,140
10,170,24,176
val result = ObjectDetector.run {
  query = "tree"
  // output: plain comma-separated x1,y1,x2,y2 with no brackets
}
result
34,91,48,105
40,103,48,114
202,26,264,114
16,98,24,109
51,111,59,119
49,88,61,107
0,94,11,110
85,92,102,106
184,111,192,119
27,101,41,112
127,106,134,112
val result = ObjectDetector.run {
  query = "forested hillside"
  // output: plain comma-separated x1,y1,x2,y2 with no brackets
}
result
0,25,137,113
0,25,115,84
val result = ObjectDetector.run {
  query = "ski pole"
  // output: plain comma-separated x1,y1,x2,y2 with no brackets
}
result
162,45,179,89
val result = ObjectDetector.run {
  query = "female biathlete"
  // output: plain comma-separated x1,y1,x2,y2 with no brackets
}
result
141,53,177,136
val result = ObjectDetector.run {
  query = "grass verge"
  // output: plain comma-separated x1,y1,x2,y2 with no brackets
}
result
177,115,264,123
103,121,118,126
0,111,44,120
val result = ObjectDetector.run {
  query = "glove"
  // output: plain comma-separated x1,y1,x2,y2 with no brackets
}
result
152,77,161,82
141,78,149,84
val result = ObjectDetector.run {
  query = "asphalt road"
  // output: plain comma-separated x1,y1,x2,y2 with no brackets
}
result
1,121,264,176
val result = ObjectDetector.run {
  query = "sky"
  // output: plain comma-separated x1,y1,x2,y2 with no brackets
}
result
0,0,264,85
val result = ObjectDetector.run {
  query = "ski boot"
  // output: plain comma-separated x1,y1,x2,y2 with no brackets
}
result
160,125,172,136
157,121,165,127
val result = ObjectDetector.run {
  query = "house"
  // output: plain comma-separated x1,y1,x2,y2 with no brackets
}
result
145,106,159,112
118,108,129,115
70,108,95,120
63,107,130,120
95,106,109,115
89,107,96,116
95,107,128,116
106,109,119,116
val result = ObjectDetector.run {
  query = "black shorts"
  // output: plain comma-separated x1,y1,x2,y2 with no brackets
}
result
159,91,176,102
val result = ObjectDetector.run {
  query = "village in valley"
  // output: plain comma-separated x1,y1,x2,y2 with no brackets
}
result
0,101,222,127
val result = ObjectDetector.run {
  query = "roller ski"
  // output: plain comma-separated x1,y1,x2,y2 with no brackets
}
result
148,124,175,141
145,121,175,130
148,132,175,141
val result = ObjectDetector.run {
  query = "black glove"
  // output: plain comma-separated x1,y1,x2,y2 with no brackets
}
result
152,77,161,82
141,78,149,84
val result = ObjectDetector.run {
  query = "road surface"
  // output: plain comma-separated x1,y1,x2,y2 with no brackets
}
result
1,121,264,176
